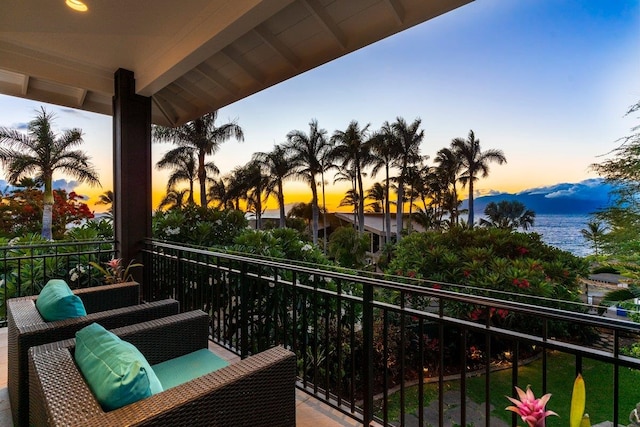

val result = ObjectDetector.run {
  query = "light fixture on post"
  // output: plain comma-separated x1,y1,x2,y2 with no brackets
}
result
65,0,88,12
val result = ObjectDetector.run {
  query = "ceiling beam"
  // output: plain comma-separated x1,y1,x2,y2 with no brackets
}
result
0,41,113,96
384,0,405,25
76,88,87,107
221,46,265,84
20,74,29,95
254,24,301,70
300,0,347,49
159,86,202,115
195,63,239,95
152,95,178,128
136,0,295,96
173,78,220,111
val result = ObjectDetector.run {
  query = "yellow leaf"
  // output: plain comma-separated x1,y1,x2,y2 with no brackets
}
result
570,374,586,427
580,413,591,427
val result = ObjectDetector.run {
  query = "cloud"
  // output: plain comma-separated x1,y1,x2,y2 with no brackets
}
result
479,189,507,197
58,108,90,120
52,179,79,193
518,178,612,200
8,122,28,130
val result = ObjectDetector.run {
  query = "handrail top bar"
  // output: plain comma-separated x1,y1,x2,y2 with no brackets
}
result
144,239,640,334
0,239,115,250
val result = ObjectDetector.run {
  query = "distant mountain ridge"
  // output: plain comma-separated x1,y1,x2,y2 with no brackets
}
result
462,178,614,215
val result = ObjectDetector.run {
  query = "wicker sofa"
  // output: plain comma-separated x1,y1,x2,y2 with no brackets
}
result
28,310,297,427
7,281,180,427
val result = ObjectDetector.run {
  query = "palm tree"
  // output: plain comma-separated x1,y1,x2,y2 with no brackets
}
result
288,202,314,230
253,144,295,228
369,128,395,244
286,119,331,244
153,110,244,206
434,147,462,224
451,130,506,228
390,117,424,240
95,190,114,218
329,121,371,234
236,160,268,229
0,108,100,239
366,182,386,214
404,160,430,234
480,200,536,231
156,148,213,206
158,188,190,210
338,189,360,225
207,178,234,209
581,221,607,256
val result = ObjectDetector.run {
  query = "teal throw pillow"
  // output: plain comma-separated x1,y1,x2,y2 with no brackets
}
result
75,323,163,411
35,279,87,321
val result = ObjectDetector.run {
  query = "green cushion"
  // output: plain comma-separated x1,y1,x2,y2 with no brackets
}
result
152,349,229,390
35,279,87,321
75,323,163,411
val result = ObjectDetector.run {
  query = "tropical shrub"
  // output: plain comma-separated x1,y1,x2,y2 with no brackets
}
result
152,206,247,246
327,226,370,268
0,231,115,319
386,227,590,340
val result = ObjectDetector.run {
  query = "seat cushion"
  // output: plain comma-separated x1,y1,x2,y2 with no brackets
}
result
75,323,163,411
35,279,87,321
152,348,229,390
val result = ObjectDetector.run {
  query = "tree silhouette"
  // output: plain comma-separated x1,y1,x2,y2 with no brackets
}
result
153,110,243,206
451,130,506,227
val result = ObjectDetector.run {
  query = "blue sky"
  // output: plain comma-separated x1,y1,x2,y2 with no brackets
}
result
0,0,638,211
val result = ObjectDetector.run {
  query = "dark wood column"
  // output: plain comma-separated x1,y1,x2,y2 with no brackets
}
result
112,69,151,278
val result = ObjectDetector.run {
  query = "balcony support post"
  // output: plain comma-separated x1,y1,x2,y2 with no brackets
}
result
112,69,152,284
362,283,374,426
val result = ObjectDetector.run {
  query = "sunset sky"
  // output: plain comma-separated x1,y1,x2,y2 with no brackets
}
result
0,0,638,213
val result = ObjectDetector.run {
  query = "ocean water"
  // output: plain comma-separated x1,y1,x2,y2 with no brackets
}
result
528,213,592,257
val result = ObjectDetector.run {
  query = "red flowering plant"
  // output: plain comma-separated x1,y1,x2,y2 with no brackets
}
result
89,258,142,285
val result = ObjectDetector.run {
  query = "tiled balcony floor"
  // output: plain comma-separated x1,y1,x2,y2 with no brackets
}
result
0,327,359,426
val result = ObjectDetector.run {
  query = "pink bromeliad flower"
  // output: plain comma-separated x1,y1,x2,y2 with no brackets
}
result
107,258,121,270
506,385,558,427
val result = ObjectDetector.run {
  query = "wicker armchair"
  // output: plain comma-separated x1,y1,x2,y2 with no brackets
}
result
8,281,180,427
28,310,297,427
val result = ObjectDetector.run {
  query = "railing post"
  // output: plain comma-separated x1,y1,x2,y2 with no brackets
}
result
240,261,249,358
362,283,374,426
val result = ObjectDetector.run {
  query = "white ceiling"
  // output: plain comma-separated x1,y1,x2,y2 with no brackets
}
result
0,0,472,127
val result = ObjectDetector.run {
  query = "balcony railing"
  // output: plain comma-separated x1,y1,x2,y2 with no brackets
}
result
142,239,640,427
0,239,116,325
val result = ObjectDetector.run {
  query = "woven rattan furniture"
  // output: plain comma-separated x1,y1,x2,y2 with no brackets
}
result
8,281,180,427
28,310,297,427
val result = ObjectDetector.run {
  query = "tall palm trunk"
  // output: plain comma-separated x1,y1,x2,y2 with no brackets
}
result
356,164,365,234
384,165,391,244
277,181,286,228
198,152,207,206
42,175,54,240
408,183,414,234
451,181,458,224
321,169,327,253
188,179,195,205
310,174,319,244
396,175,404,241
468,179,475,227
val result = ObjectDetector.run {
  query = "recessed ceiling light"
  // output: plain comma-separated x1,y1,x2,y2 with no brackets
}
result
66,0,88,12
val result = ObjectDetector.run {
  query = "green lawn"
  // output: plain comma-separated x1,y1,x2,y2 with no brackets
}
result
375,351,640,425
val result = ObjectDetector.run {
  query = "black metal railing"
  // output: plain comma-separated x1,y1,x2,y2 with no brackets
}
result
0,239,116,324
142,239,640,427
